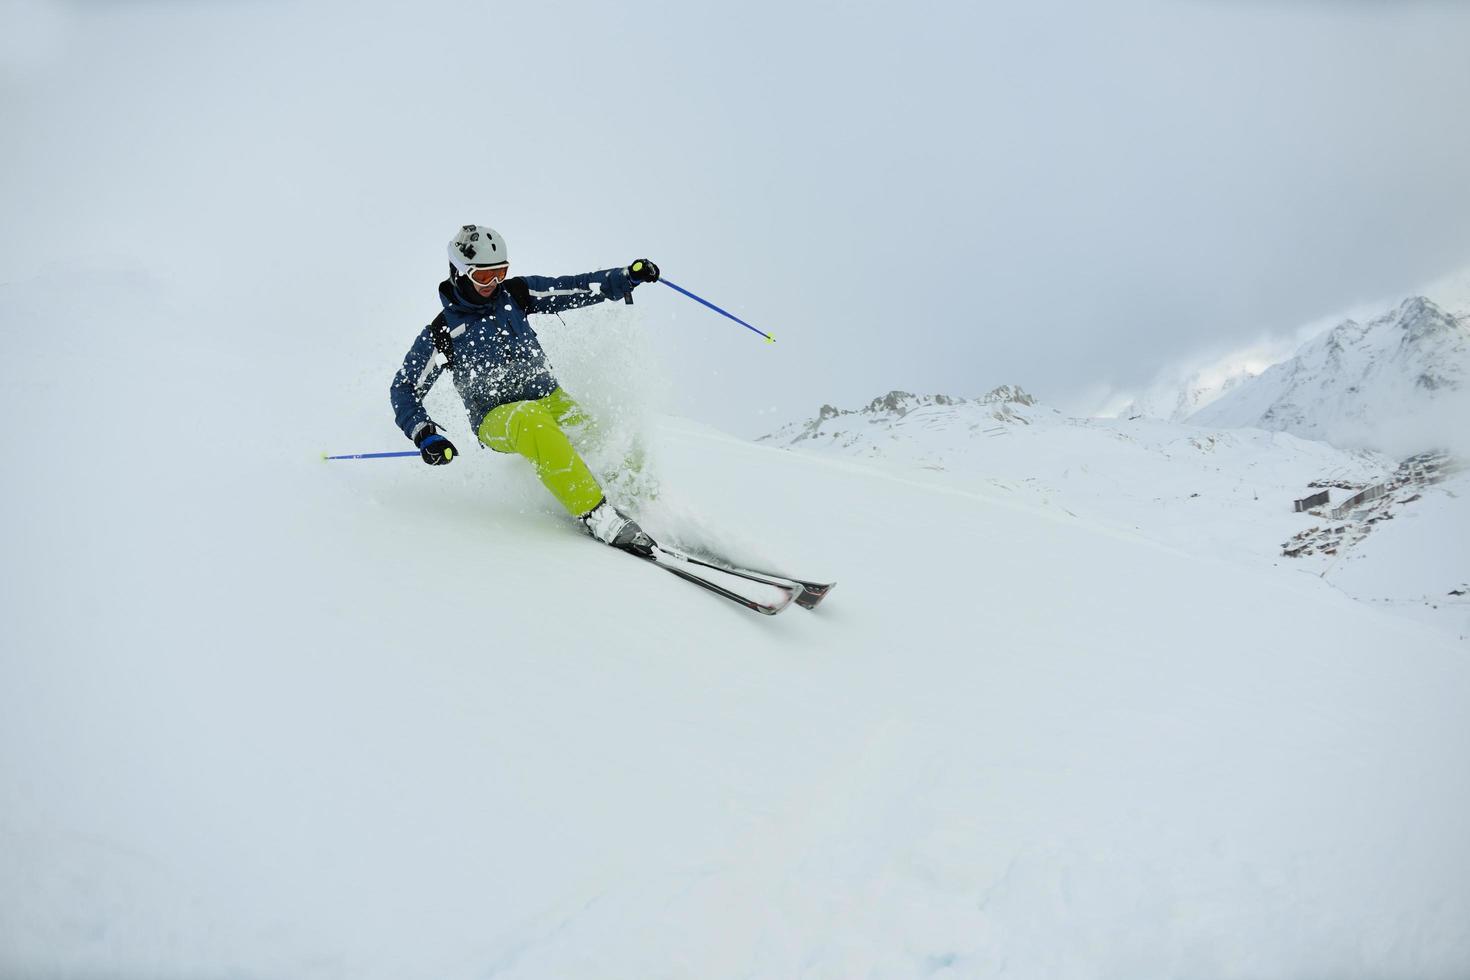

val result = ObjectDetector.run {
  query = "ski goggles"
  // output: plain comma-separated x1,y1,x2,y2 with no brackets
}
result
466,264,509,287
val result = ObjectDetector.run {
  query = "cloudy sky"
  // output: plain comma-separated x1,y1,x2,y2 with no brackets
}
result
4,0,1469,434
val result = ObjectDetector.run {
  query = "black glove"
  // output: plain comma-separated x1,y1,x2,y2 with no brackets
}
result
414,425,457,466
627,259,660,284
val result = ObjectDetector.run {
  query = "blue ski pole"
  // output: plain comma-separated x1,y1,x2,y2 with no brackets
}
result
659,277,776,344
322,450,420,461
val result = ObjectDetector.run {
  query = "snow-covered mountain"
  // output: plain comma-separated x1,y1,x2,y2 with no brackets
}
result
1116,263,1470,429
1188,296,1470,454
1120,364,1260,422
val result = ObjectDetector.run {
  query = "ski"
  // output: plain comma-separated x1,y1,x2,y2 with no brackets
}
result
653,545,836,611
788,579,835,611
638,546,797,616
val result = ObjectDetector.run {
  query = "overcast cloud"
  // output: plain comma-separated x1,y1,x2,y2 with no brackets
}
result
4,0,1469,433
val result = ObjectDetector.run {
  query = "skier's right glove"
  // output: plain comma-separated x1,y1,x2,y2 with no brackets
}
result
627,259,660,284
414,425,457,466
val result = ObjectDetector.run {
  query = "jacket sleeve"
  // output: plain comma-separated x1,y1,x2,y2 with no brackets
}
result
390,325,444,442
515,267,638,315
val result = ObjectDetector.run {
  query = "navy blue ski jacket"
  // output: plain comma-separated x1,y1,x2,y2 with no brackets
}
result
391,268,639,443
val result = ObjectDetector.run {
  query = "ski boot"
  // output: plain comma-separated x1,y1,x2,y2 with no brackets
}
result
580,498,655,557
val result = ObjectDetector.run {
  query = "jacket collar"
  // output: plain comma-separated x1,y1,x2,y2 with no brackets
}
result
438,276,499,314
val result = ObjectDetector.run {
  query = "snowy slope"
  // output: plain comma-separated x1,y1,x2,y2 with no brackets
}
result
4,275,1470,979
762,388,1468,642
1188,297,1470,454
761,387,1395,562
1323,463,1470,633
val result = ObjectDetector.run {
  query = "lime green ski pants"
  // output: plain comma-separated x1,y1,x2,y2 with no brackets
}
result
477,388,604,517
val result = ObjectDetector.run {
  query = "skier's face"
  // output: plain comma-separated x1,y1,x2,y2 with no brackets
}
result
467,264,508,297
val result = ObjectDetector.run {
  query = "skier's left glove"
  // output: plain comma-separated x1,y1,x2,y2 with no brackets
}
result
414,425,457,466
627,259,660,284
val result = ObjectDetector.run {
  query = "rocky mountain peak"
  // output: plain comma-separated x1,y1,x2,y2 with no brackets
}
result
760,385,1040,446
862,390,962,417
980,384,1035,406
1391,296,1462,345
1323,318,1367,355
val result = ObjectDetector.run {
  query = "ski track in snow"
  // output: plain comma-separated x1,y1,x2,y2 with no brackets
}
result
2,272,1469,979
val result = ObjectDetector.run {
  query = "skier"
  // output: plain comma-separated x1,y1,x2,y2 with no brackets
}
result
390,224,661,555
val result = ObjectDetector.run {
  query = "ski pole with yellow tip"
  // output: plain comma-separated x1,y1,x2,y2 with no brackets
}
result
625,262,775,344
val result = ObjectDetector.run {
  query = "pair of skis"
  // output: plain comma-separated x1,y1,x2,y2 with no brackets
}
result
635,543,834,616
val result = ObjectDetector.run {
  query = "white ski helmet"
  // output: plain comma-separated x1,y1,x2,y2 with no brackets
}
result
447,224,508,274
